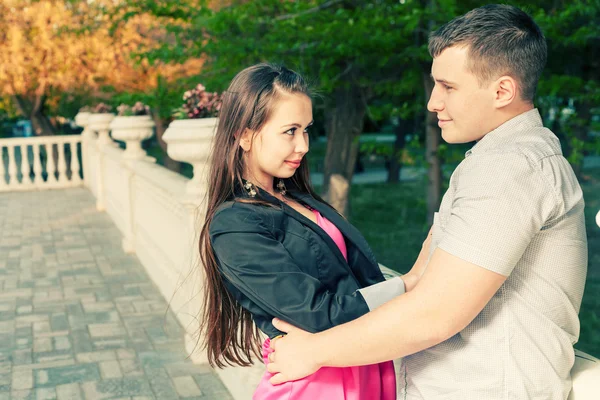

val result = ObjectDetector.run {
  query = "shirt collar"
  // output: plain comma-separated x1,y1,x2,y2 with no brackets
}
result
466,108,543,157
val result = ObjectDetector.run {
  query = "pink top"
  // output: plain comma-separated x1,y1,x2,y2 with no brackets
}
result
254,208,397,400
312,210,348,261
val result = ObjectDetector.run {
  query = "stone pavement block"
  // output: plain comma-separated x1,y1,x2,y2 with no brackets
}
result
13,349,33,365
18,306,33,315
34,353,73,365
55,383,82,400
50,314,69,332
69,331,93,354
37,363,100,388
194,373,233,400
165,363,212,378
81,377,154,399
81,302,114,314
12,368,33,390
35,387,56,400
75,351,115,364
33,338,53,353
93,339,127,351
144,366,179,400
116,350,135,360
172,376,202,398
119,359,144,378
99,360,123,379
11,389,34,400
54,337,71,352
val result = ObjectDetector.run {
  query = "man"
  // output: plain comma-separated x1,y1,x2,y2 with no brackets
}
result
266,4,588,399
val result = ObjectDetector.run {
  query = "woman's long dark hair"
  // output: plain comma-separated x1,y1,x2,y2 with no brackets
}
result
198,63,323,368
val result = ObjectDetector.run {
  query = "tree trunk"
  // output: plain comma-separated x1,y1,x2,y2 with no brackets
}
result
422,73,443,225
322,83,368,216
387,118,408,183
153,115,182,173
12,94,55,136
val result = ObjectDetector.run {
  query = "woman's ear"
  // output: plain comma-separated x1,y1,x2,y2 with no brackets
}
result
239,128,253,152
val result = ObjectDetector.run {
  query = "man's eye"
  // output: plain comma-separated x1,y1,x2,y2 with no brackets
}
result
443,84,453,90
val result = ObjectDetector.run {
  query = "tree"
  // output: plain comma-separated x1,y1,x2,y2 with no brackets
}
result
534,0,600,178
0,0,107,135
142,0,436,215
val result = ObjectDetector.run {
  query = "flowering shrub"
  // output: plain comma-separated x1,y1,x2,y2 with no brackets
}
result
173,84,221,119
117,101,151,116
92,103,113,113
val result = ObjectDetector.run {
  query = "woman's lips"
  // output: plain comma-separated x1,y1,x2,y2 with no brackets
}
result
284,160,302,168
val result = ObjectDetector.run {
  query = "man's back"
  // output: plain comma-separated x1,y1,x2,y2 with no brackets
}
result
402,109,588,399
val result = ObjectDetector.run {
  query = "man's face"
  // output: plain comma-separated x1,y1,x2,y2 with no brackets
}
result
428,46,497,144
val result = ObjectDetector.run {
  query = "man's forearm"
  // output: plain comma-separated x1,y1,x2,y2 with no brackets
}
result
313,288,447,367
310,248,506,368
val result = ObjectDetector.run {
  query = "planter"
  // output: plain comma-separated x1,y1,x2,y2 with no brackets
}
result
109,115,155,160
88,113,116,146
162,117,218,196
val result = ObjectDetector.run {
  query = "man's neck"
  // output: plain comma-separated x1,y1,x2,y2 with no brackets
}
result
478,103,535,141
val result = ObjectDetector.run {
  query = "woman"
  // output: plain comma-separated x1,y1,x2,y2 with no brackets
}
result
199,63,408,399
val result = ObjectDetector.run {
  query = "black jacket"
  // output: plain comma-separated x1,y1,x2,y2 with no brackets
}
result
209,189,385,338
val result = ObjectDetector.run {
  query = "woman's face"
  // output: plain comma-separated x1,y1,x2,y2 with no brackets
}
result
241,92,313,187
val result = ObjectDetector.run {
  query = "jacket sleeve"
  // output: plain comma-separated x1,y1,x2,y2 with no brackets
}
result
209,205,370,333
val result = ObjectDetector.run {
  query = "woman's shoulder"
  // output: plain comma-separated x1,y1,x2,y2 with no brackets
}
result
210,200,281,235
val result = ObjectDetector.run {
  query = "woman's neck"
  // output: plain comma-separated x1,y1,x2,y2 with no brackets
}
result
243,172,275,196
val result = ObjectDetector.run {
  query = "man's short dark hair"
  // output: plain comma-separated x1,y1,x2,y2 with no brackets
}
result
428,4,547,102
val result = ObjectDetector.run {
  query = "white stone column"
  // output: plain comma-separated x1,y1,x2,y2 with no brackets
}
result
88,113,115,211
74,111,92,188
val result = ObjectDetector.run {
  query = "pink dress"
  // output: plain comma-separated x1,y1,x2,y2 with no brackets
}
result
253,210,397,400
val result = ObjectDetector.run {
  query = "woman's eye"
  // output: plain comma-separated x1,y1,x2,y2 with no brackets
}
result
284,128,296,136
443,84,453,90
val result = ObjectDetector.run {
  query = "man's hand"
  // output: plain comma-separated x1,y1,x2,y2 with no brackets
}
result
266,318,321,384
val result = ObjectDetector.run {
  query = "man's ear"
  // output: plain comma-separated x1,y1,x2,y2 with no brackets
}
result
239,128,253,152
493,75,518,108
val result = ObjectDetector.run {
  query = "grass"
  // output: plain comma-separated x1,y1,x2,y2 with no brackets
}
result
348,168,600,357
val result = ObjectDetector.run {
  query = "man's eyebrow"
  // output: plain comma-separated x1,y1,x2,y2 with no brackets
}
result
430,73,457,86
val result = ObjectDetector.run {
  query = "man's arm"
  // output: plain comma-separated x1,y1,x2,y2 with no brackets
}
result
267,247,506,383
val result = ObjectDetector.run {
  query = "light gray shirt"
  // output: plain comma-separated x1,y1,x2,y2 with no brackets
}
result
401,109,588,399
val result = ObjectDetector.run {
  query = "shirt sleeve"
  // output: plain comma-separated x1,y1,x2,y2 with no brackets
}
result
438,152,557,276
209,205,370,334
358,277,406,310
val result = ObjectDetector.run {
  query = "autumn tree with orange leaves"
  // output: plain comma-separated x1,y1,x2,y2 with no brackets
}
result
0,0,203,137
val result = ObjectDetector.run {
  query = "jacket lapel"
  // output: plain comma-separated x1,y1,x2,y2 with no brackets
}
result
289,192,379,269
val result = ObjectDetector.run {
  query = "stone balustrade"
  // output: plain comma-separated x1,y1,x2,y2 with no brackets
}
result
0,135,82,191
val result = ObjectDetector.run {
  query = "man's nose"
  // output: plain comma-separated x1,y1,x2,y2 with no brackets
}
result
427,85,444,113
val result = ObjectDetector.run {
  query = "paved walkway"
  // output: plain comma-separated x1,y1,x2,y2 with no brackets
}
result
0,189,232,400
